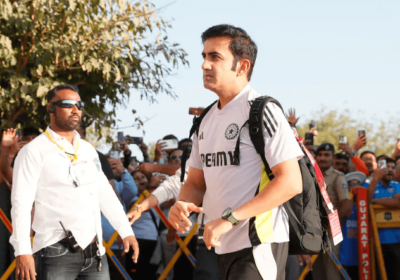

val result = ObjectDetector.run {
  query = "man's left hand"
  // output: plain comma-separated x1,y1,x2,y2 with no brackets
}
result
203,218,233,250
121,235,139,263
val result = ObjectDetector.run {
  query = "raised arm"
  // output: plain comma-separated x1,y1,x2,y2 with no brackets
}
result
127,168,186,224
138,162,180,176
0,129,21,187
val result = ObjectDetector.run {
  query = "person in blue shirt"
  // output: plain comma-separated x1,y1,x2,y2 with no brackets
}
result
101,157,138,280
339,171,367,280
364,157,400,280
126,170,162,280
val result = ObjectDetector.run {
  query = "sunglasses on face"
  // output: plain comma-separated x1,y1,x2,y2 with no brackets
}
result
51,99,85,110
349,182,361,187
170,155,182,160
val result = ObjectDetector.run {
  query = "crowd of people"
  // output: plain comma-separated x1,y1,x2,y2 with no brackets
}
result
0,23,400,280
1,113,399,280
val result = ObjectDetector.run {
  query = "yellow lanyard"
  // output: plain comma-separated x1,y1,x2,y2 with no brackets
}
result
45,129,79,162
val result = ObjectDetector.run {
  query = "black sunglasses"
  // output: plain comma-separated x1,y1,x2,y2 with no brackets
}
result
170,155,182,160
51,99,85,110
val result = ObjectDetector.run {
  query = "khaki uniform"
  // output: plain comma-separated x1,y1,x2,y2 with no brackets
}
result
324,166,351,209
312,166,350,280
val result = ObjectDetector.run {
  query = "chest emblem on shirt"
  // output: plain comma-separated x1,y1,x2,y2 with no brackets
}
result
388,187,395,193
225,123,239,140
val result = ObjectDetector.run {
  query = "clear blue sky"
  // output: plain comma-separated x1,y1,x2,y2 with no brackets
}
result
108,0,400,158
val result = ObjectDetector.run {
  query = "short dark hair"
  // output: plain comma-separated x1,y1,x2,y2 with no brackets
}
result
179,138,192,147
360,150,375,159
47,84,79,103
376,155,389,162
334,153,349,162
201,24,258,81
385,158,396,165
163,134,178,140
395,155,400,164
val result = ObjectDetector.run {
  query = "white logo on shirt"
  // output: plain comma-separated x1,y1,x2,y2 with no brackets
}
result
225,123,239,140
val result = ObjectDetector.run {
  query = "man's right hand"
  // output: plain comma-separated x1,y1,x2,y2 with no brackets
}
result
168,201,203,234
2,128,19,147
352,135,367,151
127,209,141,225
154,140,167,161
16,255,36,280
372,166,387,181
108,158,124,174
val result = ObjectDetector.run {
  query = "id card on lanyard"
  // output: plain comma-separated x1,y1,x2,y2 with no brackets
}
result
70,160,97,187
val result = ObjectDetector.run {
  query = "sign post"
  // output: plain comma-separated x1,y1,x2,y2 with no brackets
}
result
354,188,371,280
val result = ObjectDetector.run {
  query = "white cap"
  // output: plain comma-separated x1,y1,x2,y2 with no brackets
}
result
345,172,367,184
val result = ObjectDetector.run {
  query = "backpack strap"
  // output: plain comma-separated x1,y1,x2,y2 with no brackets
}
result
149,208,160,234
248,95,283,177
180,100,218,182
244,96,309,238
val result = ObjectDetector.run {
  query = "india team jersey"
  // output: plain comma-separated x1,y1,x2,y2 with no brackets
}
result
188,84,304,254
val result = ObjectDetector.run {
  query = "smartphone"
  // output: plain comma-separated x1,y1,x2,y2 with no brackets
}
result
16,129,22,142
339,136,347,144
159,139,179,150
189,107,204,116
109,150,120,159
117,131,124,143
126,136,143,145
309,122,317,130
357,128,366,137
130,156,139,166
305,133,314,146
378,159,387,169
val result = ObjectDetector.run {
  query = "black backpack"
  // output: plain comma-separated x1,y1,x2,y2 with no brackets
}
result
181,96,331,255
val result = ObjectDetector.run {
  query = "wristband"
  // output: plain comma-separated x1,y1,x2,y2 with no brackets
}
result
134,204,142,215
350,149,358,158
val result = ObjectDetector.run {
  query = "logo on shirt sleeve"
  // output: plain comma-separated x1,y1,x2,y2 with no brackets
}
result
225,123,239,140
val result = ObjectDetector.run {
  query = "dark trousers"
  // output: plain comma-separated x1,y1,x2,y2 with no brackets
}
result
217,243,288,280
106,249,125,280
173,236,197,280
193,244,221,280
33,240,110,280
125,239,157,280
381,242,400,280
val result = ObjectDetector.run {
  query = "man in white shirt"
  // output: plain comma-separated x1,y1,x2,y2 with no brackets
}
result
10,84,139,280
168,25,303,280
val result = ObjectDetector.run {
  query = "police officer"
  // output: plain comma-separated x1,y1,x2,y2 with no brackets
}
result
11,85,139,280
312,143,352,280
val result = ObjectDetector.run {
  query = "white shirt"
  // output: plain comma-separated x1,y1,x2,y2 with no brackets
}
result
188,84,304,254
152,166,188,204
10,127,134,257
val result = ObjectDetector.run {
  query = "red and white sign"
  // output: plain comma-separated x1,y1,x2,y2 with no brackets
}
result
355,188,370,280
